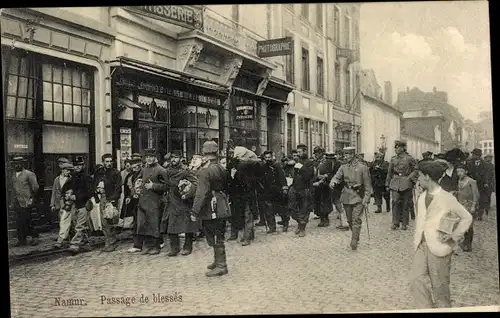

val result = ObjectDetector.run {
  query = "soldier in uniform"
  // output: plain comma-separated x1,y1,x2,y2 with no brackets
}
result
312,147,335,227
191,141,229,277
370,152,390,213
386,140,417,231
467,149,495,220
328,152,350,230
330,147,372,250
288,144,315,237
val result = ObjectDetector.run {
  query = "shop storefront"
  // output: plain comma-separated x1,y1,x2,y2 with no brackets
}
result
111,65,228,166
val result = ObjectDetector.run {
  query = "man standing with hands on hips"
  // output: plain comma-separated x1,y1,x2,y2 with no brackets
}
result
330,147,372,250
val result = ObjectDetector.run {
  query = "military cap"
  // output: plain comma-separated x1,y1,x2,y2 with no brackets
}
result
143,148,156,157
74,158,85,166
101,153,113,161
170,150,182,157
472,148,482,156
130,158,142,165
343,146,356,153
395,140,407,147
325,152,335,159
58,157,71,164
202,140,219,154
313,146,325,154
12,156,27,162
131,153,142,159
60,162,74,170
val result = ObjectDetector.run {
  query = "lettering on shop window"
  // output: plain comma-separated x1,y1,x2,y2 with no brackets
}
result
115,77,222,107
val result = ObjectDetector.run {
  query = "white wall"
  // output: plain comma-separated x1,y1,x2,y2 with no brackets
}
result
360,97,401,162
405,136,440,160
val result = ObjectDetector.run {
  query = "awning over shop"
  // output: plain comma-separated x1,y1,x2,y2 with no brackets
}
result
262,78,295,104
117,97,143,109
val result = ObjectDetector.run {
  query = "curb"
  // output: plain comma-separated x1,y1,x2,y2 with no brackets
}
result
9,234,134,267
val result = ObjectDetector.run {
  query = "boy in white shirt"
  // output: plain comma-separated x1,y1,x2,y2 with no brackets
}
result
410,161,472,309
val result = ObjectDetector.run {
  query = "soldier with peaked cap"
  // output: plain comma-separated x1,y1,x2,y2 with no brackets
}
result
386,140,417,231
370,152,391,213
312,146,335,227
9,156,40,246
191,140,230,277
160,150,200,256
330,147,372,250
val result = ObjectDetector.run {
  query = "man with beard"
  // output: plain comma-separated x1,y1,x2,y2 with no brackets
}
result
288,144,315,237
229,146,261,246
312,146,335,227
9,157,40,246
160,151,199,256
260,150,288,234
191,141,229,277
93,154,122,252
386,140,417,231
330,147,372,250
370,152,390,214
126,158,144,253
135,149,168,255
65,158,92,252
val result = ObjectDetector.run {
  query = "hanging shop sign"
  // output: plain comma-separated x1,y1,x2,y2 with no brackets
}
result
124,5,204,30
115,76,222,107
257,37,294,58
235,105,255,121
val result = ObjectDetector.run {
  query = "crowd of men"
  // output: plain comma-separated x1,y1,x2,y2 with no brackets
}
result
8,139,496,278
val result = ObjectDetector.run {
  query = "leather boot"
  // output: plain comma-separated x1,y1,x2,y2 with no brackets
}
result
167,234,180,257
297,223,306,237
350,226,360,250
324,216,330,227
181,233,193,256
205,246,228,277
207,252,216,270
282,221,289,232
317,218,326,227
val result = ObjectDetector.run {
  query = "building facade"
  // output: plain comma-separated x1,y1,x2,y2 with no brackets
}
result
2,7,114,233
395,86,466,152
401,132,441,160
480,139,494,157
359,69,401,162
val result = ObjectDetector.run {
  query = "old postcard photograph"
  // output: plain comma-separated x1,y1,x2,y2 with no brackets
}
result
3,2,498,317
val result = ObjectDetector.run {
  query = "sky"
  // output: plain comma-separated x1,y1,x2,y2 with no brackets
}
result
360,1,491,122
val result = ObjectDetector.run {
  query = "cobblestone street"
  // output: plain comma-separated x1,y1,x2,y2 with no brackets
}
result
9,205,499,317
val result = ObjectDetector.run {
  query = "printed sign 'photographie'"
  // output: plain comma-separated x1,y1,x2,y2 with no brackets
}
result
257,37,293,58
124,5,204,30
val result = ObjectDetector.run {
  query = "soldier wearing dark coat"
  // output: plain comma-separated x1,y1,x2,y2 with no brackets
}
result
370,152,390,213
191,141,229,277
160,151,200,256
135,148,168,255
467,148,495,220
312,146,335,227
386,140,417,231
259,150,288,233
288,144,315,237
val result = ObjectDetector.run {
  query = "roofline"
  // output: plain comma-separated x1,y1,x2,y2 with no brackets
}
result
361,92,402,115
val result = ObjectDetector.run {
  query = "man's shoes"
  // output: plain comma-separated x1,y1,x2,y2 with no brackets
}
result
282,224,289,232
401,225,408,231
160,243,166,249
295,228,301,235
128,247,141,253
317,220,326,227
350,240,358,251
266,229,278,235
148,248,160,255
167,250,179,257
336,225,349,231
298,230,306,237
391,224,399,230
180,248,192,256
102,245,116,252
375,209,382,214
68,245,80,253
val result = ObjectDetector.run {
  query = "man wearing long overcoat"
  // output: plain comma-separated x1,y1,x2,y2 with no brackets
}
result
370,152,390,213
312,146,335,227
136,148,168,255
160,151,199,256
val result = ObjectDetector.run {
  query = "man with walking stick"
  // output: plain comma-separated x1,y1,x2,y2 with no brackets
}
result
330,147,373,250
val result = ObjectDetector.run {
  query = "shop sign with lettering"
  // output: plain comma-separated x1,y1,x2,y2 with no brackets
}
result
257,37,293,58
124,5,204,30
115,76,222,107
235,105,255,121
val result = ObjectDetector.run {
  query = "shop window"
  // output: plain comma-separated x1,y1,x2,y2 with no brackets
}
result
5,53,37,119
42,63,92,124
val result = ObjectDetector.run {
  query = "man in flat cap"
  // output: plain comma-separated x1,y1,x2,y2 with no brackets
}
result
330,147,372,250
9,157,40,246
421,151,434,163
191,140,230,277
288,144,316,237
312,146,335,227
386,140,417,231
466,148,494,220
93,153,122,252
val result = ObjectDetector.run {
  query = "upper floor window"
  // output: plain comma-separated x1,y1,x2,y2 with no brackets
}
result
335,61,341,102
334,7,340,44
316,4,323,31
316,56,324,97
301,4,309,20
344,16,351,48
301,47,310,91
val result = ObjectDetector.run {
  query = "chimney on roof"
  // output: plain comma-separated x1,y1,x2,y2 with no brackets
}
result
384,81,393,105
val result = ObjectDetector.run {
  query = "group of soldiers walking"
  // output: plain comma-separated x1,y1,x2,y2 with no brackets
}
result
8,135,495,277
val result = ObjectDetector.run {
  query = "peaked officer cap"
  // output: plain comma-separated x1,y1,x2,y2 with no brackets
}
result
202,140,219,155
143,148,156,157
